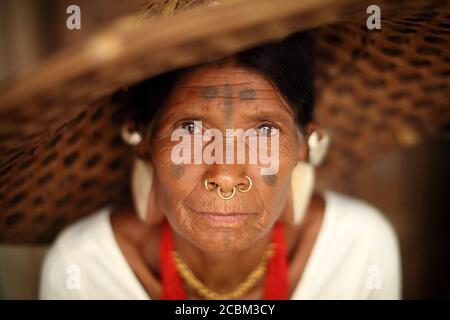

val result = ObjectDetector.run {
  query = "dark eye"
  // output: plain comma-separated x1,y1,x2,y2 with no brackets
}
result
257,123,278,136
180,121,202,135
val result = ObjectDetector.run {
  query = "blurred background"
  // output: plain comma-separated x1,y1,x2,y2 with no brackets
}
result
0,0,449,299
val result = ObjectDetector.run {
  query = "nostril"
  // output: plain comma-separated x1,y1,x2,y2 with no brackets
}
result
204,168,249,195
236,175,252,193
205,182,216,191
204,179,216,192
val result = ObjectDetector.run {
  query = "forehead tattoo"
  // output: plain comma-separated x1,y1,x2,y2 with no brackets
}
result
223,83,233,128
200,85,219,99
238,88,257,100
199,84,258,128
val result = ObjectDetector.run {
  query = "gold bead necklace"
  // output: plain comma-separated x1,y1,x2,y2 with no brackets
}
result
171,243,276,300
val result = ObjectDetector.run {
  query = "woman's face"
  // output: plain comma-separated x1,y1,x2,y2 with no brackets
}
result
148,62,305,252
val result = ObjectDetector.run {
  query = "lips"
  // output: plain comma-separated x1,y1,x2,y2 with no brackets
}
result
187,207,254,224
202,213,250,223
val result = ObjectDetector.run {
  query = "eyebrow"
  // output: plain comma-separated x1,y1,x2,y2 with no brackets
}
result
160,89,295,124
160,109,205,123
159,107,293,129
242,109,293,123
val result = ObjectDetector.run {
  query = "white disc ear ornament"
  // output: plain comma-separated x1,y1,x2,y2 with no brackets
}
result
121,125,142,146
291,161,315,225
308,130,330,166
290,130,330,225
131,158,153,222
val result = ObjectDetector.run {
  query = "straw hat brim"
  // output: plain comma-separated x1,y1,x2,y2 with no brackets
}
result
0,0,449,242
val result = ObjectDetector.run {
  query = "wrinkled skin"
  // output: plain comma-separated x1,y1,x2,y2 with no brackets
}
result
112,60,324,298
145,60,306,253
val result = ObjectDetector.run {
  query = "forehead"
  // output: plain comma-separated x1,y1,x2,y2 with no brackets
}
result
180,63,275,89
164,63,290,108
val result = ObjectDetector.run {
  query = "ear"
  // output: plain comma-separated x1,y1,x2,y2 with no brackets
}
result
287,122,321,226
135,143,152,161
297,130,308,163
121,121,154,160
306,123,330,166
133,128,151,160
297,122,321,161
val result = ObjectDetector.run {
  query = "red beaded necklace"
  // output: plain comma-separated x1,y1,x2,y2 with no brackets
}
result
160,219,288,299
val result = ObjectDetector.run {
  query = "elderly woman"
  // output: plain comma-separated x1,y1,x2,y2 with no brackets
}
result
39,31,401,300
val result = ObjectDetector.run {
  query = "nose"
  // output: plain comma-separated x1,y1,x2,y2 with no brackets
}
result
205,165,249,195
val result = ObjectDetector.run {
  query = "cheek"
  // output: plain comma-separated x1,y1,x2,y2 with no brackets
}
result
253,166,291,217
262,174,277,186
253,142,296,215
153,162,206,225
170,163,185,179
151,142,200,200
151,131,296,217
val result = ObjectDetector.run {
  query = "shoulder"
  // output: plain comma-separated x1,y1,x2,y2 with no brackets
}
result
321,190,401,266
49,207,113,258
315,191,402,298
39,207,115,299
323,190,398,248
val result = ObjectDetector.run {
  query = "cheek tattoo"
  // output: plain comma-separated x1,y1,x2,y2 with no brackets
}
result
171,163,185,179
263,174,278,186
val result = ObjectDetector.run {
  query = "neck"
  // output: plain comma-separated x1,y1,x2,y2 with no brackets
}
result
172,230,272,294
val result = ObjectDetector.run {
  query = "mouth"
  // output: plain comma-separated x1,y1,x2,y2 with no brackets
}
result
202,213,250,223
187,207,254,225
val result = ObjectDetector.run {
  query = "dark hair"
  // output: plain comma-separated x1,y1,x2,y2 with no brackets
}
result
123,31,315,133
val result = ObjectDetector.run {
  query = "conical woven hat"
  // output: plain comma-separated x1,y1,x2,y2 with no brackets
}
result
0,0,449,242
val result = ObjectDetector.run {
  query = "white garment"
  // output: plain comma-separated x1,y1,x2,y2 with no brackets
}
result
39,191,402,299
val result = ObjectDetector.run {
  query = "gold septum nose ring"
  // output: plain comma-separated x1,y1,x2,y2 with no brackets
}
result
204,175,252,200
